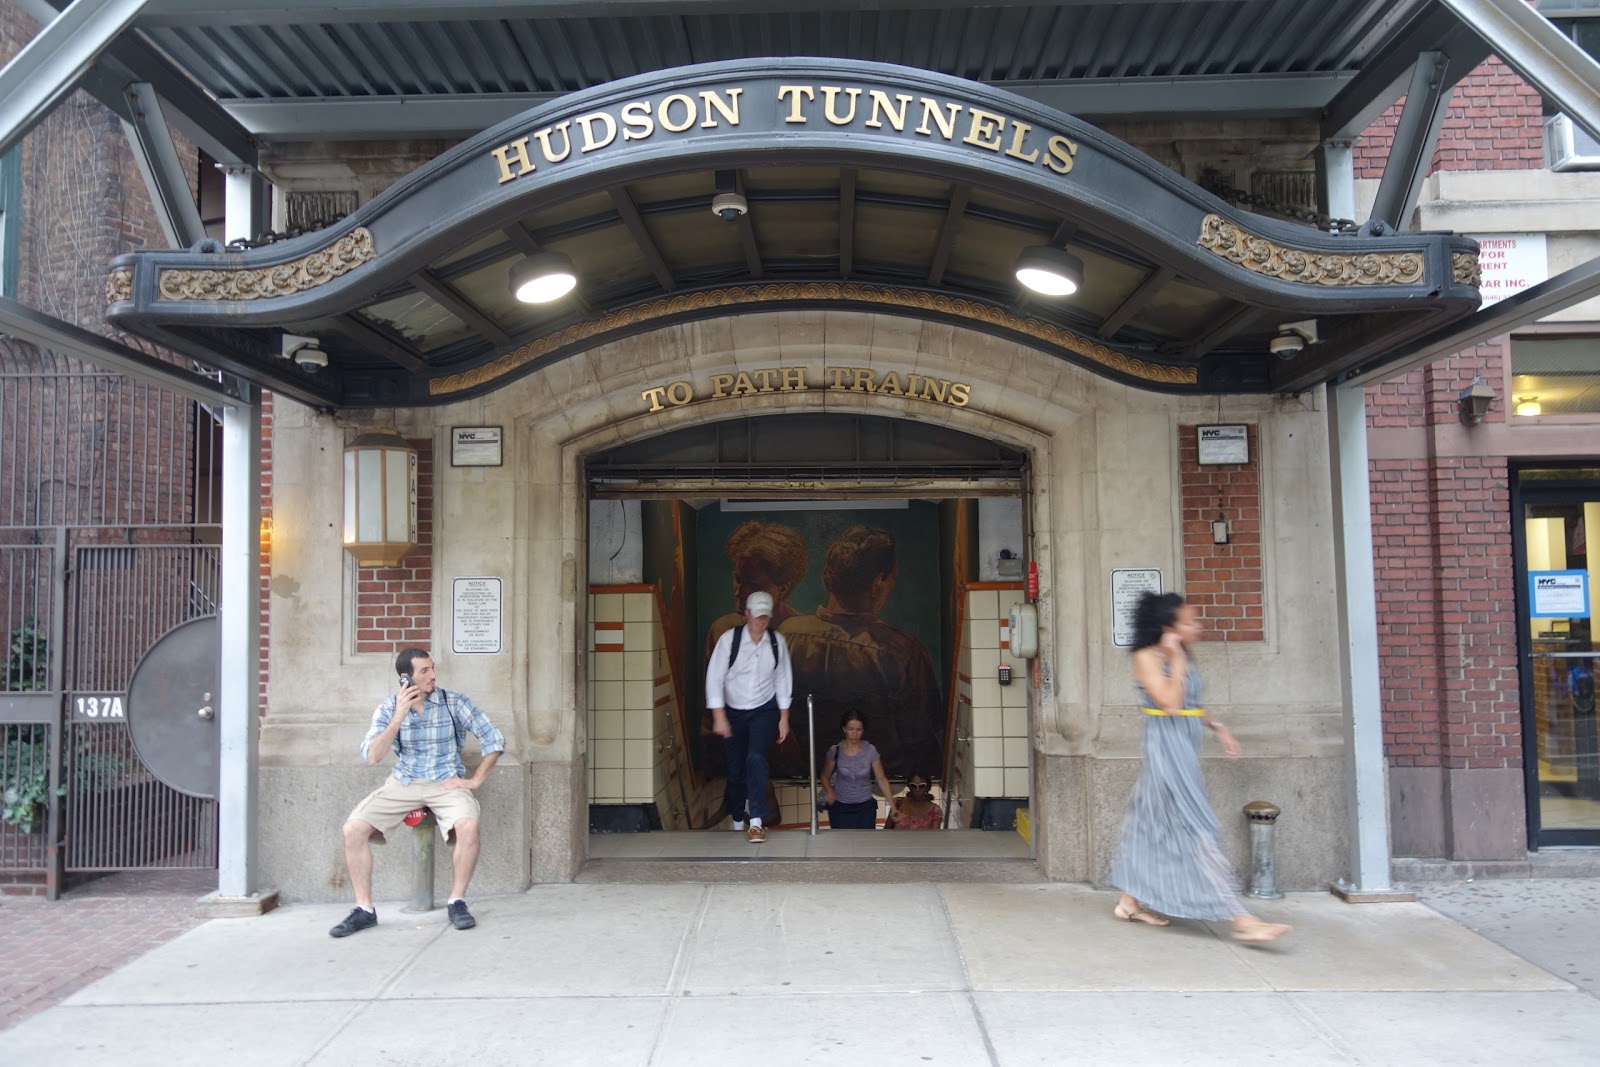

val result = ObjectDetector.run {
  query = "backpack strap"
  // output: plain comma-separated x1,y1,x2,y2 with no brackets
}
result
436,688,468,751
727,624,781,670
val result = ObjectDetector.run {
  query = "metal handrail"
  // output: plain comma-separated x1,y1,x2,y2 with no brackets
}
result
807,694,818,836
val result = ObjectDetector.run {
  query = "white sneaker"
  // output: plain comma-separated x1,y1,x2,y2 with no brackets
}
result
732,820,746,831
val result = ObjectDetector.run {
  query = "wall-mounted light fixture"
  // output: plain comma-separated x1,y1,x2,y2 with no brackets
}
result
1014,245,1084,296
342,429,418,566
1458,376,1496,425
509,251,577,304
1515,395,1542,417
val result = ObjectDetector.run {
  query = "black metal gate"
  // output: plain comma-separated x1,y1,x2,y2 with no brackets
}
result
1,351,223,897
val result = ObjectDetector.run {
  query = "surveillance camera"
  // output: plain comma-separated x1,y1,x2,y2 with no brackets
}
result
1269,332,1305,358
1269,319,1318,359
711,192,748,221
292,344,328,371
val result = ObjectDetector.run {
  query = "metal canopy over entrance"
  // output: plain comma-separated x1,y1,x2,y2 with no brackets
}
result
104,57,1482,408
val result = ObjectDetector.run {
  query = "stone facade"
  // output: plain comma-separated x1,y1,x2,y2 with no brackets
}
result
256,310,1351,898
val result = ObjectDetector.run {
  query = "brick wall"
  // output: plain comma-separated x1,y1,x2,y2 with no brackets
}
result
1354,56,1544,179
352,438,433,656
1367,356,1522,772
1177,425,1263,642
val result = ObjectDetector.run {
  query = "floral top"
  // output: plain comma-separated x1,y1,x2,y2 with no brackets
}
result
889,801,942,830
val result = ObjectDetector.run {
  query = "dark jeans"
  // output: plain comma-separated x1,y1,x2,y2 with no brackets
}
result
723,699,779,822
828,798,878,829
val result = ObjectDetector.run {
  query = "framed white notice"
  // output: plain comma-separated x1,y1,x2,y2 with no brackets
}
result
1530,570,1589,618
1111,568,1163,647
452,577,502,654
451,426,503,467
1196,424,1248,465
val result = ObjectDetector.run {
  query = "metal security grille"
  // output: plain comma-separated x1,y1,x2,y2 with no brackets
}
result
64,545,221,871
1,354,223,894
0,351,217,529
0,540,59,875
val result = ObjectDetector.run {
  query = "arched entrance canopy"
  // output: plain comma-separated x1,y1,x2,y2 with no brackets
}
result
107,59,1480,410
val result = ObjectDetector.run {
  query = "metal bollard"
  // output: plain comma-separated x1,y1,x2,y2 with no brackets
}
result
1242,800,1284,900
401,808,437,913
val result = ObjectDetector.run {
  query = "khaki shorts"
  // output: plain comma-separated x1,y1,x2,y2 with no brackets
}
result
347,776,482,843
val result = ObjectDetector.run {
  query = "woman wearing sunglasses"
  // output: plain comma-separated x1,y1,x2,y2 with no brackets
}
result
820,711,896,829
886,771,942,829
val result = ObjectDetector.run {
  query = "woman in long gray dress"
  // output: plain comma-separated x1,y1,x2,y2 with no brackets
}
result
1110,592,1291,943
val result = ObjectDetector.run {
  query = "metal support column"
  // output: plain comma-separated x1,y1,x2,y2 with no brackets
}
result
213,399,272,910
121,81,206,249
222,166,258,245
1314,140,1356,225
0,0,151,159
1370,52,1454,232
1326,383,1412,902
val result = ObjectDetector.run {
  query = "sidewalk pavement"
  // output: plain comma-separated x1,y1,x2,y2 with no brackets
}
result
0,870,211,1032
4,879,1600,1065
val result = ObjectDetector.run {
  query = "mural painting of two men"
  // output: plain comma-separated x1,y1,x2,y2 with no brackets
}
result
704,516,945,781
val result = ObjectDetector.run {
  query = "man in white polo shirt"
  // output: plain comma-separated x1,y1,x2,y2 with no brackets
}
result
705,591,793,842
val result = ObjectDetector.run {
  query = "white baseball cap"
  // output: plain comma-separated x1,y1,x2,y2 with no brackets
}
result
745,591,774,618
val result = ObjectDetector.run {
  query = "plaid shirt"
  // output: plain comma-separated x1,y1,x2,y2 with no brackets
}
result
360,687,505,784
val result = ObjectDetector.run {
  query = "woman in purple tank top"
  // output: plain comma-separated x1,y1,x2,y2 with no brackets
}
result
821,711,895,829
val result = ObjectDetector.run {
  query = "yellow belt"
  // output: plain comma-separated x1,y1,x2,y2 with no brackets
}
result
1141,707,1206,717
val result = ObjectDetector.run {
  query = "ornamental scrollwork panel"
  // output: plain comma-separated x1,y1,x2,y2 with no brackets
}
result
1198,215,1425,287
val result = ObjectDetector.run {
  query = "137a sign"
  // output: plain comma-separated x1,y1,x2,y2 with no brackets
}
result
71,694,125,721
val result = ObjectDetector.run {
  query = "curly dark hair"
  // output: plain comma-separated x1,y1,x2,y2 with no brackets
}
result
1129,592,1185,652
823,525,896,606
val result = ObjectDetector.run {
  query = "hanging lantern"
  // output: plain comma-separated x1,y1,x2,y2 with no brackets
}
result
342,429,418,566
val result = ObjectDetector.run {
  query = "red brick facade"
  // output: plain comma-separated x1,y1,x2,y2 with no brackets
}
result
1368,352,1523,774
353,439,434,656
1178,425,1263,642
1354,56,1544,179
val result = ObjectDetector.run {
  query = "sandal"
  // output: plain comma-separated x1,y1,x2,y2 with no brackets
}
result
1113,902,1171,927
1232,918,1292,943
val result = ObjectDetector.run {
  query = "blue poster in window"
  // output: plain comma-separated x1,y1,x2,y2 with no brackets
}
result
1530,570,1590,618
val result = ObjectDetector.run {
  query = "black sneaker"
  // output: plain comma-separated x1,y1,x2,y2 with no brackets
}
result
447,900,476,930
329,907,377,938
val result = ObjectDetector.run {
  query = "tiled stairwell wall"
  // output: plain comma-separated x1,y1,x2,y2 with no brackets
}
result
587,588,678,817
964,586,1031,801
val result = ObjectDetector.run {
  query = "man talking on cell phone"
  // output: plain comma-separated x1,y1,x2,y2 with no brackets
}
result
705,591,793,843
329,647,504,938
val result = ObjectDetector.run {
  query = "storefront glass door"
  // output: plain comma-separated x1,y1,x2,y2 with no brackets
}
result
1515,469,1600,845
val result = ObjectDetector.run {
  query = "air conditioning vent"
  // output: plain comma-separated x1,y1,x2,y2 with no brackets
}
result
1545,113,1600,171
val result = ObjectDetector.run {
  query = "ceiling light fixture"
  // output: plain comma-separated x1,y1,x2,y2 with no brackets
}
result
1014,245,1084,297
1516,395,1542,417
509,251,578,304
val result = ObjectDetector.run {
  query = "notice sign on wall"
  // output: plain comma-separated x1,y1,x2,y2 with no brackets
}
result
1466,233,1548,306
452,577,503,654
451,426,503,467
1196,424,1248,465
1530,570,1590,618
1111,568,1163,646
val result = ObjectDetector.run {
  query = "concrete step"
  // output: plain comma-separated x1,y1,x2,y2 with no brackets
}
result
1393,849,1600,882
576,857,1046,883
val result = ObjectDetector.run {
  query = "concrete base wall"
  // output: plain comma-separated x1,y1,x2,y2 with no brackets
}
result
1390,764,1528,862
530,757,586,883
258,766,530,903
1078,755,1348,892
